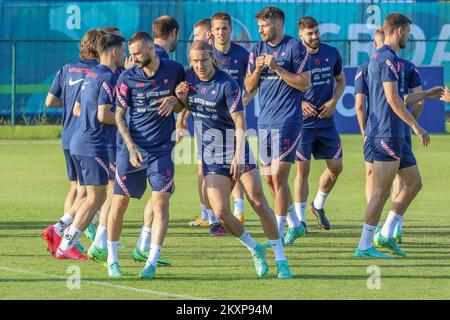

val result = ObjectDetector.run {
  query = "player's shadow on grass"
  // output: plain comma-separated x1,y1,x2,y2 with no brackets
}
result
0,221,55,230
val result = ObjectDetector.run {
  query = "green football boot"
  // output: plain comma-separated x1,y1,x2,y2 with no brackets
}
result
108,262,123,277
139,264,156,280
373,232,406,257
131,248,172,266
284,224,306,245
87,244,108,266
84,223,96,243
250,243,269,277
276,260,292,279
393,225,402,244
354,246,392,259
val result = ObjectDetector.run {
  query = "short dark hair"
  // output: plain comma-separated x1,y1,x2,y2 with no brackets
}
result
383,13,411,35
297,16,319,30
99,26,121,34
97,32,125,55
128,31,153,46
194,18,211,30
211,12,232,28
255,6,285,23
80,29,102,60
152,16,179,40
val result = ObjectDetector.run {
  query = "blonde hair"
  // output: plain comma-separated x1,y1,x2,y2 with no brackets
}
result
189,40,220,68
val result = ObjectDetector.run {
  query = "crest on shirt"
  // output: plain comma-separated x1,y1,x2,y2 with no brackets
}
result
211,90,216,95
200,87,207,95
163,79,169,84
222,58,228,65
151,80,157,87
314,58,321,66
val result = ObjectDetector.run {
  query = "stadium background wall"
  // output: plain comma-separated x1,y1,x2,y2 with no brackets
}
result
0,0,449,129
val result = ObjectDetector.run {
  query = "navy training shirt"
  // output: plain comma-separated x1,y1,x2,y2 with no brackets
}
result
212,42,249,90
49,59,98,150
115,59,185,152
302,43,343,129
70,64,117,157
366,45,405,138
247,35,309,127
185,68,244,158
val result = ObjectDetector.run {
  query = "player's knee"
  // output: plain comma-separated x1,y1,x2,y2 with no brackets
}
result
409,176,422,194
329,162,343,177
214,209,229,221
372,189,390,203
152,198,169,215
247,193,266,214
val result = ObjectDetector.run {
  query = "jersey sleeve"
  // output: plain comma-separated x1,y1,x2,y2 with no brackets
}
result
292,41,310,74
381,57,399,83
98,74,115,106
354,65,368,95
224,78,244,114
408,64,422,89
49,68,64,97
115,73,131,109
175,63,185,86
333,49,343,76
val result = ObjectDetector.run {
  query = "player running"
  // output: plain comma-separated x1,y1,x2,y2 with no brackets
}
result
355,13,430,259
355,28,443,247
245,6,311,245
183,12,253,233
106,32,184,278
128,17,180,265
176,40,292,279
42,29,101,257
293,16,345,234
55,32,125,260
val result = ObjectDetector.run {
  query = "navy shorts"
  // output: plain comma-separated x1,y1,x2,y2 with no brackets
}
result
71,154,110,186
202,141,257,178
63,149,77,181
295,126,342,161
399,135,417,170
364,137,403,163
107,147,117,180
114,148,175,199
257,124,302,166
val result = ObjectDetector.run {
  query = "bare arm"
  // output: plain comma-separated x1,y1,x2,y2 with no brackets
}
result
242,90,256,108
115,107,143,168
230,110,246,180
73,101,81,117
318,72,346,119
45,93,62,108
97,104,116,125
274,67,311,92
384,81,430,146
409,86,423,119
355,93,366,137
244,56,265,94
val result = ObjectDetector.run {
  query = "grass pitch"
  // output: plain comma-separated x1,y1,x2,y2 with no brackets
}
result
1,135,450,300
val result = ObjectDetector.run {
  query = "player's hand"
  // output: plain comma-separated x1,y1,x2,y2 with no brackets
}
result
302,101,318,117
264,55,279,72
230,155,244,180
425,86,444,99
124,55,134,69
175,81,189,102
318,99,337,119
255,56,265,72
175,117,189,142
440,87,450,103
413,125,430,147
157,96,178,116
129,145,144,169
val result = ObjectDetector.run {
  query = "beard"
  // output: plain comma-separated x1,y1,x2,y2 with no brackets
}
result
136,55,152,68
304,39,320,50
